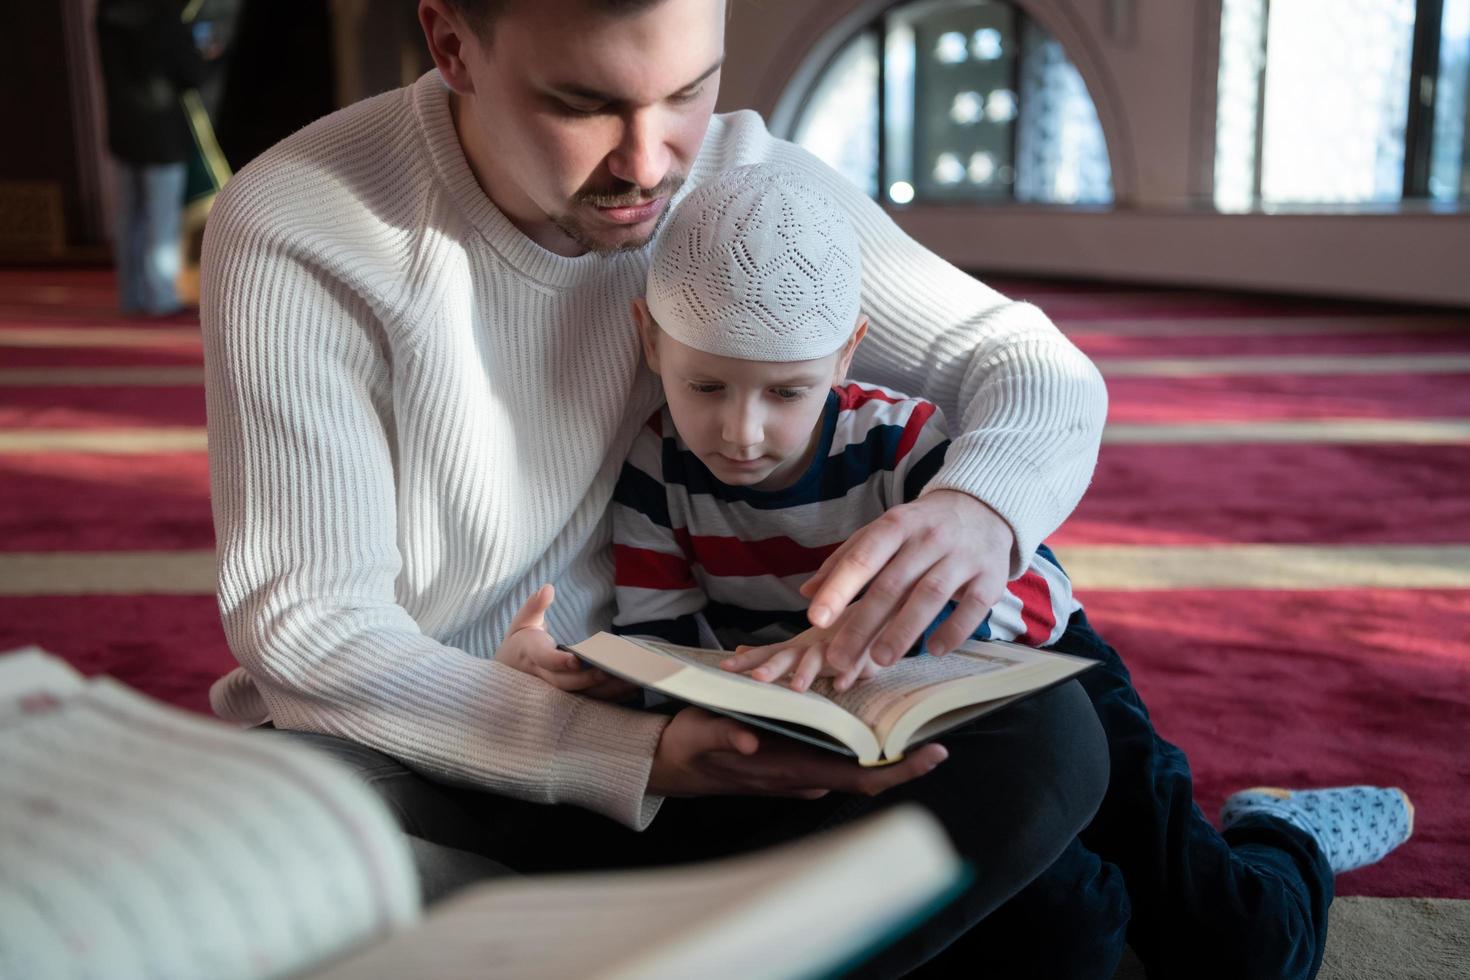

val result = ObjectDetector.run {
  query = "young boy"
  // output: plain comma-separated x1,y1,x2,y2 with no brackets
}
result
499,164,1413,979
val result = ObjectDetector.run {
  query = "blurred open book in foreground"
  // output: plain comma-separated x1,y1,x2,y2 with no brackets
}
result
0,648,965,980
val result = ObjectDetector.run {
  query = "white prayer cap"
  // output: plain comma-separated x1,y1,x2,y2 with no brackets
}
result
647,164,862,362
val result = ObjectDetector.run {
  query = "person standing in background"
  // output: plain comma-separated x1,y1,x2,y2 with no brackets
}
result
95,0,208,316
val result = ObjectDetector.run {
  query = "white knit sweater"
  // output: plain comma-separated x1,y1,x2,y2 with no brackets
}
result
201,71,1107,829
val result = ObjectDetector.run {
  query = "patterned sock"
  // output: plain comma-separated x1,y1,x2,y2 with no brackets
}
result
1219,785,1414,874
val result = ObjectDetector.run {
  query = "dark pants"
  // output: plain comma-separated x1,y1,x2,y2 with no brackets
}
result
962,611,1334,980
261,679,1107,978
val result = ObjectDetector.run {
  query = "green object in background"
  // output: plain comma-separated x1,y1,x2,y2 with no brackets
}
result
181,88,230,206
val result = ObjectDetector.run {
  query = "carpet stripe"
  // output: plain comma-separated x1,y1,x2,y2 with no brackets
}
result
1106,374,1470,422
0,387,206,429
0,326,203,349
1096,354,1470,376
0,367,206,386
0,346,204,368
1060,315,1468,335
1061,545,1470,589
0,429,208,453
1073,330,1470,359
1103,419,1470,444
0,551,216,595
4,545,1467,595
5,421,1464,453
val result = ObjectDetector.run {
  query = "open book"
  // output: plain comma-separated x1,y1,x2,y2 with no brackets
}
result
566,633,1096,766
307,807,966,980
1,648,966,980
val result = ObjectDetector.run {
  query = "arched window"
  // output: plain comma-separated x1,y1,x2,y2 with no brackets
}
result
785,1,1113,207
1215,0,1470,209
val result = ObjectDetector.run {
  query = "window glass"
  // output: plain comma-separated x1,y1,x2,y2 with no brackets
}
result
1217,0,1420,206
1214,0,1268,211
1261,0,1416,204
789,0,1112,206
791,31,881,198
1430,0,1470,202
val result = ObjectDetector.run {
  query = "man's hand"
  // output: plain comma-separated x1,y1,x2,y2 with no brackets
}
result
718,625,880,693
495,584,639,701
801,490,1014,670
647,707,948,798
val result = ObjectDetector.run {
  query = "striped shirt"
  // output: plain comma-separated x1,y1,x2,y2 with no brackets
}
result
612,383,1080,651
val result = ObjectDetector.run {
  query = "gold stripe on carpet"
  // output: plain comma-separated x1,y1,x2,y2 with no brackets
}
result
1063,544,1470,590
0,428,207,453
0,326,200,349
0,367,206,386
1103,419,1470,444
1096,354,1470,376
4,545,1467,596
1062,315,1469,336
0,551,216,595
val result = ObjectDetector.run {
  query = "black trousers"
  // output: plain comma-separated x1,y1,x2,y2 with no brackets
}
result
955,611,1335,980
261,678,1108,977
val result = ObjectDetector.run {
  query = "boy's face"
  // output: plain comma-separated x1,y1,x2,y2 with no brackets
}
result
636,305,864,490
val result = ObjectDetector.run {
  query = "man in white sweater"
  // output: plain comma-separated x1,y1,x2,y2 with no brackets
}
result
201,0,1111,971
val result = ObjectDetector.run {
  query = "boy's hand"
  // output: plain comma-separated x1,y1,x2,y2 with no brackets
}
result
719,626,880,693
801,490,1013,670
496,585,639,701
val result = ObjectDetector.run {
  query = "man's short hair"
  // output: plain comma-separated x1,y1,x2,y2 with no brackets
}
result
446,0,667,32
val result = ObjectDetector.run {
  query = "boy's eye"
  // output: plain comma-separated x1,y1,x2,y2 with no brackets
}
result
669,85,704,105
687,382,723,394
771,387,806,401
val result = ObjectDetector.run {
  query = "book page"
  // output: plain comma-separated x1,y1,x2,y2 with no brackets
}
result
307,806,962,980
815,648,1021,733
0,649,419,980
639,639,844,710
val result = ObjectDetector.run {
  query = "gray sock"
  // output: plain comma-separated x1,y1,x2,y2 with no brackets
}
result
1219,785,1414,874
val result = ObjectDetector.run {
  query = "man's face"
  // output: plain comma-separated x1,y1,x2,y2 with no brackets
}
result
651,331,843,491
453,0,725,255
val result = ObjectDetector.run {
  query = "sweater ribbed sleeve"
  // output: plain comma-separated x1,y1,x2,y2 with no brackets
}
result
200,159,668,830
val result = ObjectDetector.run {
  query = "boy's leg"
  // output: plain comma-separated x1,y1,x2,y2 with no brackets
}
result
1056,610,1333,980
910,836,1131,980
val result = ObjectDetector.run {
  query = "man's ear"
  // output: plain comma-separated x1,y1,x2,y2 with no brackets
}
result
419,0,476,94
631,298,661,372
835,315,868,381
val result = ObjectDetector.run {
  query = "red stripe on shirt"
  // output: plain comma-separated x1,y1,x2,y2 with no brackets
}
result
614,544,696,590
687,534,841,578
1007,569,1056,646
835,383,902,412
894,400,937,463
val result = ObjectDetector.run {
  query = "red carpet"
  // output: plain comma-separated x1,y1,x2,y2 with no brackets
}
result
3,268,1468,901
0,386,207,429
1080,589,1470,899
1055,444,1470,545
0,452,213,550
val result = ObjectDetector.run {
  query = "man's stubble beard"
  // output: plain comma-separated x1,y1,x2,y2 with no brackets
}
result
551,174,687,255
